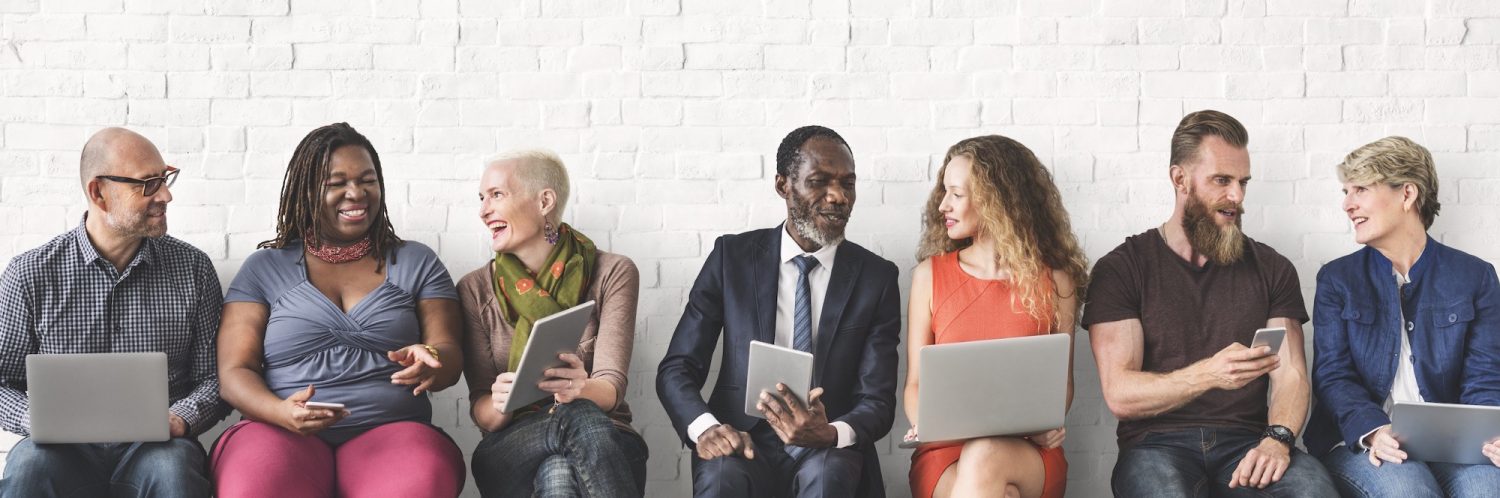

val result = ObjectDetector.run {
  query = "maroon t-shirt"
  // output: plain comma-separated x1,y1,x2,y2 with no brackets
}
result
1082,229,1308,447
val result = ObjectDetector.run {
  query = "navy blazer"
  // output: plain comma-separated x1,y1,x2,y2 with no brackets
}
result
656,226,902,451
1306,238,1500,456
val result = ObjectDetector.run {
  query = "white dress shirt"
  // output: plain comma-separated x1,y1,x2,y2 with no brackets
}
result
686,224,857,449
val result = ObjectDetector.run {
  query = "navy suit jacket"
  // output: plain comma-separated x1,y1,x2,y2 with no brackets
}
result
1306,238,1500,455
656,226,902,457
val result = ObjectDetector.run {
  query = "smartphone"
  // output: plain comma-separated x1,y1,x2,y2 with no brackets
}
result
1251,327,1286,356
304,401,346,410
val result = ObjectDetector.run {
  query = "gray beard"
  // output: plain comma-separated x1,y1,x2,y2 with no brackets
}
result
787,202,844,251
105,209,166,239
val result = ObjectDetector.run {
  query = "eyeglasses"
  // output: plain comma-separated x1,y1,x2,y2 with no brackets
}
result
96,166,179,196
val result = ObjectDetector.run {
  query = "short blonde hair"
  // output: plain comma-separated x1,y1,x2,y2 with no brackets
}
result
1337,136,1441,228
487,149,571,224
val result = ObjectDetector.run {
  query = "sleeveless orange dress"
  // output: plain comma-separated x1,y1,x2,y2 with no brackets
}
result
909,251,1067,498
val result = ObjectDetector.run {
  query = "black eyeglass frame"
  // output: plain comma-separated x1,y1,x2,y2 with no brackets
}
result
95,166,179,196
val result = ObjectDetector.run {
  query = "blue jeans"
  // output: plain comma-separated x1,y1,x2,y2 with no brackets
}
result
470,399,648,498
1321,445,1500,498
1113,427,1337,497
0,437,210,498
690,423,865,498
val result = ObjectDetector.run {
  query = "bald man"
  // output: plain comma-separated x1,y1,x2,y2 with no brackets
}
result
0,128,227,497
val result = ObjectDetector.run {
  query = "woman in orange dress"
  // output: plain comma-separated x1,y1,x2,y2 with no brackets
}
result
903,135,1090,498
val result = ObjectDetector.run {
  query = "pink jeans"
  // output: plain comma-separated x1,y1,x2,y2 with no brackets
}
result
211,420,465,498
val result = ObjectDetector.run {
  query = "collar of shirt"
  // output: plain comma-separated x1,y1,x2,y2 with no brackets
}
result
71,215,158,272
779,222,839,272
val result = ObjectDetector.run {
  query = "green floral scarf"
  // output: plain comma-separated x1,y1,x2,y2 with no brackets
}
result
492,223,597,371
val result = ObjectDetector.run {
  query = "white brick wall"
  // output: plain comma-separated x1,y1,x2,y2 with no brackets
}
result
2,2,1499,497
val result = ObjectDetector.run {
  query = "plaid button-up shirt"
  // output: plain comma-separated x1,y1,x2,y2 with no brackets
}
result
0,219,228,437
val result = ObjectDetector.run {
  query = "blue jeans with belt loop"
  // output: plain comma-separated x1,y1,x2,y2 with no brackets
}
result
1112,427,1337,497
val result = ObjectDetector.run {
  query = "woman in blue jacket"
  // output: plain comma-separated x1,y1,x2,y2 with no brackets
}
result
1308,136,1500,497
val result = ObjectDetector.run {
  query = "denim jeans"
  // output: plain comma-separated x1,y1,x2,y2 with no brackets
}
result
470,399,647,498
1112,427,1337,497
1321,446,1500,498
0,437,211,498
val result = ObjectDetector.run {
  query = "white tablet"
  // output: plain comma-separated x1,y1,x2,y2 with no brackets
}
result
743,340,814,419
504,301,596,413
1393,401,1500,465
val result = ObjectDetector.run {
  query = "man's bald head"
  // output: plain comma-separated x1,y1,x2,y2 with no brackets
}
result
80,127,165,191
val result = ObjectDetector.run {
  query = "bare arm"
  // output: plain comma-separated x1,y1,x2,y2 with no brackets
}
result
1053,270,1078,413
1266,317,1310,432
902,260,934,426
217,302,287,423
413,298,464,392
1091,318,1278,421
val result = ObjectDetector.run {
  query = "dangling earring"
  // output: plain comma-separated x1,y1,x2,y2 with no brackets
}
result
544,221,559,245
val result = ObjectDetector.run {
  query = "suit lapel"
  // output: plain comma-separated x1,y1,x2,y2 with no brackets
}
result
814,243,859,382
753,228,779,345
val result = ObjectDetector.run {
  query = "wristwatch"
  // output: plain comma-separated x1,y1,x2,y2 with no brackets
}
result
1263,425,1295,447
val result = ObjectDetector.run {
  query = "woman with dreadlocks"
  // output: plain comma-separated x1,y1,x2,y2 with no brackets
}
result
457,150,647,497
213,123,466,498
902,135,1090,498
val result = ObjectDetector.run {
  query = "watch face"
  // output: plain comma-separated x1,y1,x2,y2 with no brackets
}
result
1269,426,1293,440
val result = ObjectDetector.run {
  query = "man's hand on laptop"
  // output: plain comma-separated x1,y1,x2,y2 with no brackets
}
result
169,413,188,438
697,424,755,460
1194,343,1280,391
281,385,349,436
758,384,836,448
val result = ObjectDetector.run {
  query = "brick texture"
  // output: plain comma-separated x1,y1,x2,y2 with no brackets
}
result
3,2,1500,497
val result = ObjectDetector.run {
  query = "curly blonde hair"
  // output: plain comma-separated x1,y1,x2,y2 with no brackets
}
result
916,135,1090,329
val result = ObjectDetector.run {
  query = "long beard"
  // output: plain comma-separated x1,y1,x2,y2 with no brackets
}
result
1182,193,1245,266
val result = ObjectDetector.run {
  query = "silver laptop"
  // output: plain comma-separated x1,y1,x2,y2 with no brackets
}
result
903,334,1070,447
505,301,596,412
1392,401,1500,465
27,352,170,443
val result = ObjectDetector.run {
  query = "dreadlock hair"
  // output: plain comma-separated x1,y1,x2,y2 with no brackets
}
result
259,122,402,271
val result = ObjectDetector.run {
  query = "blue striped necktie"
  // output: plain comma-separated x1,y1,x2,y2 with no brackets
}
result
792,255,819,354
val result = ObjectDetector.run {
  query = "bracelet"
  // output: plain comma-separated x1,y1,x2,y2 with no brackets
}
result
422,344,440,361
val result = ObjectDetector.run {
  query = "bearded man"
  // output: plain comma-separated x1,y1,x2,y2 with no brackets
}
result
1084,110,1337,497
658,126,901,497
0,128,227,497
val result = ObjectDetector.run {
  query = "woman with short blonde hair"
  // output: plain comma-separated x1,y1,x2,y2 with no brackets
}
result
459,149,648,497
1307,136,1500,497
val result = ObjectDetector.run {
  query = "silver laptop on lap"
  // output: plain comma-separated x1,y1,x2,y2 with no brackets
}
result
26,352,171,443
903,333,1070,447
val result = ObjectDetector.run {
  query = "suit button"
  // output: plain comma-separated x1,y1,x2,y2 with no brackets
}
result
1407,321,1415,331
1450,314,1458,323
1352,311,1360,319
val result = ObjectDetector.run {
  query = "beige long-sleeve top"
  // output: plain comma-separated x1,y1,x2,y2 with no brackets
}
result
457,250,639,433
